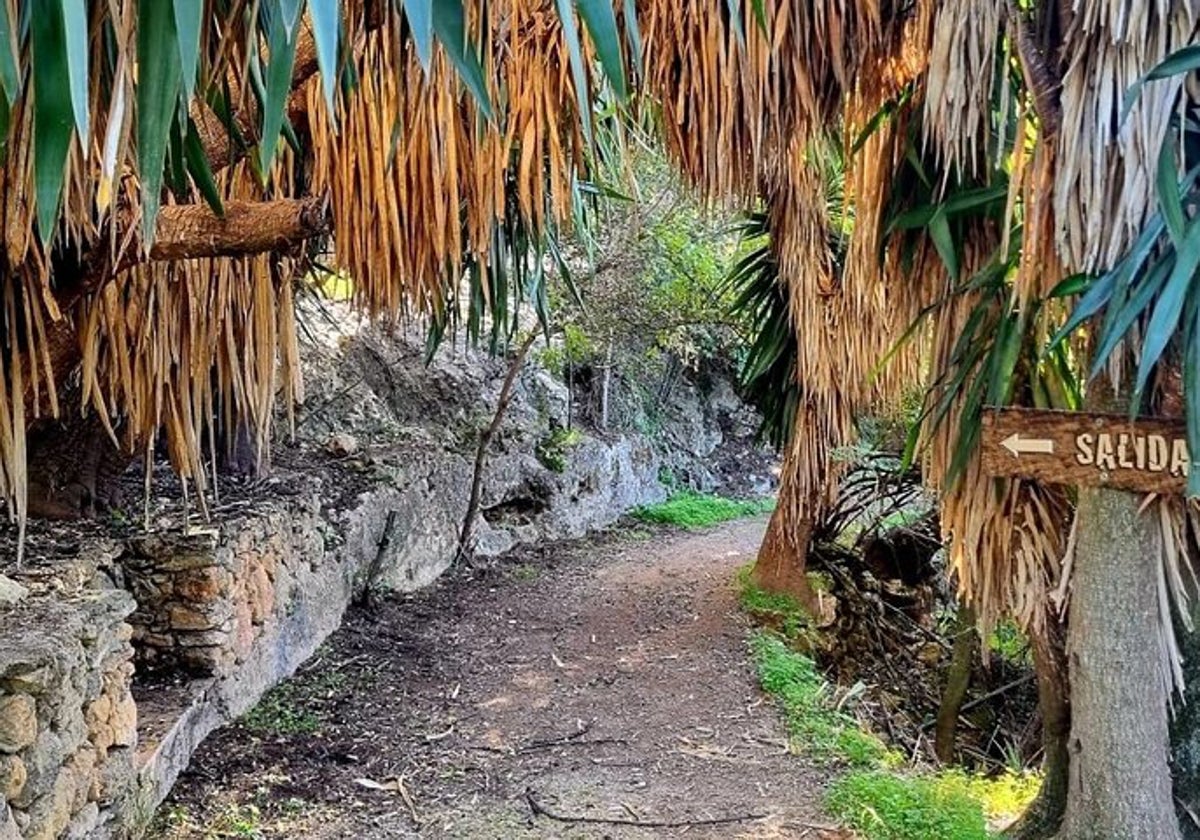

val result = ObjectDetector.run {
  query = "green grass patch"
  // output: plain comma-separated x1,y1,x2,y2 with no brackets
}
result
828,771,990,840
745,631,1040,839
241,683,322,736
749,633,891,767
737,566,813,642
633,492,774,529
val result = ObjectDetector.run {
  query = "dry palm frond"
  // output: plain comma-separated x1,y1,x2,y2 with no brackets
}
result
639,0,907,204
914,229,1074,636
0,0,631,535
1053,0,1198,273
307,2,590,323
921,0,1006,181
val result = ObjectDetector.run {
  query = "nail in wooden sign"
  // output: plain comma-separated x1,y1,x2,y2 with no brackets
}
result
980,407,1190,494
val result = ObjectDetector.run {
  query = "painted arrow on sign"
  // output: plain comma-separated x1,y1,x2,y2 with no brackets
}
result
1000,433,1055,457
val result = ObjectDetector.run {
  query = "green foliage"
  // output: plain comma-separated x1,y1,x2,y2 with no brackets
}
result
535,426,584,472
827,771,990,840
632,492,775,528
747,632,1040,837
985,620,1031,667
724,211,798,449
737,566,812,642
827,769,1041,840
535,324,595,376
544,148,747,430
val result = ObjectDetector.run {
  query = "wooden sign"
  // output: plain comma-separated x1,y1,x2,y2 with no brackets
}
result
980,407,1191,494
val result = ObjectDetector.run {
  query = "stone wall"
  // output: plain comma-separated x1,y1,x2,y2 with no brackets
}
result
0,303,773,839
122,495,324,678
0,587,137,840
0,432,671,839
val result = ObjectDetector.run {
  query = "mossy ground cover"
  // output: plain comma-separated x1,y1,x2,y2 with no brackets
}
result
633,492,774,529
740,574,1039,840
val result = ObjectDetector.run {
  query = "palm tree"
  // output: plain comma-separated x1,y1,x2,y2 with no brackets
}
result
642,0,1198,835
0,0,631,542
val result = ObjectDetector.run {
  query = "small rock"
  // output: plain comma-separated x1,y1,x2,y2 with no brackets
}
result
64,802,99,840
0,804,20,840
0,695,37,754
0,755,25,800
167,605,217,632
0,577,27,609
326,432,360,457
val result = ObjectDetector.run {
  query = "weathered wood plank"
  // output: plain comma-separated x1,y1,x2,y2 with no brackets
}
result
980,407,1190,494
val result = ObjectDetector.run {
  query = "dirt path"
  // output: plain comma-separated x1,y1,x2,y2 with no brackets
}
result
154,519,841,839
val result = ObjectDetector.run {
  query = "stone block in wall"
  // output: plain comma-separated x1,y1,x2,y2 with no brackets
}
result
0,697,36,754
0,757,25,802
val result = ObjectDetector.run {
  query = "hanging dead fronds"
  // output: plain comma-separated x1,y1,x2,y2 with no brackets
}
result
1053,0,1198,273
921,0,1006,180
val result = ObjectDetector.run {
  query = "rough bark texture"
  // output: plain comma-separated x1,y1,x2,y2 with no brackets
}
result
749,501,819,614
1057,487,1181,840
1008,614,1070,839
144,198,329,265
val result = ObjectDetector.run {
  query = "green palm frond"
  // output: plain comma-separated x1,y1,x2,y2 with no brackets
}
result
725,211,798,449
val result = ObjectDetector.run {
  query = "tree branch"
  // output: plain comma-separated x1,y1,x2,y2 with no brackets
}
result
142,197,330,265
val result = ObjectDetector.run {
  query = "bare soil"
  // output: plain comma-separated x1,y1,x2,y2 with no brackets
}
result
152,518,845,839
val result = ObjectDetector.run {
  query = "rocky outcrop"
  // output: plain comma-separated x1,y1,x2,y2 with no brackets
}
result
0,305,773,839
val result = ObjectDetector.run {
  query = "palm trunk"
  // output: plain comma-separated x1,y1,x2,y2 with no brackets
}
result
750,472,819,612
1056,486,1180,839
